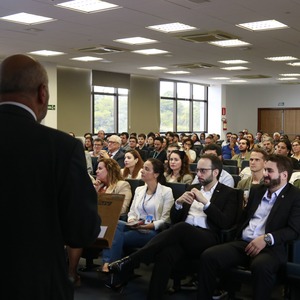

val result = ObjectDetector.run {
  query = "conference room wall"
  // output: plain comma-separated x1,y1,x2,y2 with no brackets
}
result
57,66,92,135
53,65,300,138
225,85,300,135
56,67,161,135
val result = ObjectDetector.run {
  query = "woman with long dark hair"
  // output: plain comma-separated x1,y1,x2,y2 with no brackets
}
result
104,158,174,287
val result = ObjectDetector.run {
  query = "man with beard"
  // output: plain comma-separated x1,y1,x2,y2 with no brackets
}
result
108,154,239,299
197,154,300,300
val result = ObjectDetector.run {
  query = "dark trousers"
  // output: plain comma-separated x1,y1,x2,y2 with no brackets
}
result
130,222,219,300
197,240,284,300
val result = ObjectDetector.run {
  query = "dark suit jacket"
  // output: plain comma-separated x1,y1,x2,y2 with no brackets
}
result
0,104,101,300
149,149,167,163
113,149,125,168
236,183,300,261
170,182,239,235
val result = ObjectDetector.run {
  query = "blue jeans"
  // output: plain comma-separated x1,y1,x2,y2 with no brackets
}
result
102,220,158,263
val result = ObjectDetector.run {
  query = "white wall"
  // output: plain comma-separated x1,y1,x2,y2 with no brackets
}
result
42,62,57,129
224,84,300,135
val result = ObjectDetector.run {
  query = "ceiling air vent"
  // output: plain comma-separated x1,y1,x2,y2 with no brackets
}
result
173,62,217,69
234,75,271,79
178,31,238,43
77,45,127,54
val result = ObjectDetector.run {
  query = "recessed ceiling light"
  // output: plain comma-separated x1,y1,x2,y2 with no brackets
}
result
139,66,167,70
277,77,298,81
287,62,300,67
265,56,298,61
132,49,169,55
29,50,65,56
219,60,249,64
221,66,249,71
114,37,158,45
0,12,55,25
229,80,247,83
279,73,300,76
209,39,251,47
56,0,120,13
211,77,230,80
71,56,103,61
237,20,288,31
165,71,190,74
147,22,196,33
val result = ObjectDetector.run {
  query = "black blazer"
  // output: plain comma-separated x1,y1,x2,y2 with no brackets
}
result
170,182,238,234
113,149,125,168
236,183,300,261
0,104,101,300
149,150,167,163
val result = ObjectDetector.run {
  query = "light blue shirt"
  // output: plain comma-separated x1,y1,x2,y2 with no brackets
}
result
242,184,286,243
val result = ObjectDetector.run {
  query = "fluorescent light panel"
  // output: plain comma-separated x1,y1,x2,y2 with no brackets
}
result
277,77,298,81
211,77,230,80
165,71,190,74
0,12,55,25
237,20,288,31
287,62,300,67
229,80,247,83
114,37,158,45
147,22,196,33
209,39,251,47
56,0,120,13
279,73,300,76
71,56,103,61
139,66,167,70
221,66,249,71
132,49,169,55
265,56,298,61
29,50,65,56
219,60,249,64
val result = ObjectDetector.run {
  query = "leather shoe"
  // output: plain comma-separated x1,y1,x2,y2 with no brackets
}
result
108,256,133,274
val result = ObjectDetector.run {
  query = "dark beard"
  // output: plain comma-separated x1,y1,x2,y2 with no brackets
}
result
264,176,281,189
199,173,214,186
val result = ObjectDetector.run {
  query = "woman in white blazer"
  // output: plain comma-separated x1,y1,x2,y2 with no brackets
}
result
103,158,174,280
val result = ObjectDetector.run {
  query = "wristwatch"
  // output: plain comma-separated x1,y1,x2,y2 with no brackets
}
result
264,233,272,246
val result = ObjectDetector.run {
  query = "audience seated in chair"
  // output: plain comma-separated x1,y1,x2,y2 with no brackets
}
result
164,150,193,184
108,154,239,299
67,158,132,276
237,148,267,206
197,154,300,300
121,149,143,179
104,158,174,286
192,144,234,188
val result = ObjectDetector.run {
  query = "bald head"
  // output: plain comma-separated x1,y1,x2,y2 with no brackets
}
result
0,54,49,122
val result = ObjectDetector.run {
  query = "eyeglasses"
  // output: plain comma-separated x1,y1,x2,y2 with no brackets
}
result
108,141,117,144
196,168,213,174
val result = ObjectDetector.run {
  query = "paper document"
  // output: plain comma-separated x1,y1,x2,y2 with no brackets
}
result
98,226,107,238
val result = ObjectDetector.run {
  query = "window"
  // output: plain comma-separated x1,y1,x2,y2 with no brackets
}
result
92,86,128,133
160,80,208,133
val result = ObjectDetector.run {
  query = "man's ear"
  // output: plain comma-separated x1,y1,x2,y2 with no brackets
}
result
37,84,48,104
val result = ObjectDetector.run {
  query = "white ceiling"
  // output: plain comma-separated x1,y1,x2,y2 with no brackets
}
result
1,0,300,85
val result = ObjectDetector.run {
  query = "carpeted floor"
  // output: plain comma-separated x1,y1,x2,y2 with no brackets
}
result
74,257,288,300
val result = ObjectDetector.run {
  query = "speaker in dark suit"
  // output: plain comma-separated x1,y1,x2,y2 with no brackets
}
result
0,54,101,300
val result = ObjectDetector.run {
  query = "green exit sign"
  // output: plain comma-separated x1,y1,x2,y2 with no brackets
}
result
48,104,56,110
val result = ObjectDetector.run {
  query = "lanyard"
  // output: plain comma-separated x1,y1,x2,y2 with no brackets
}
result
142,188,156,215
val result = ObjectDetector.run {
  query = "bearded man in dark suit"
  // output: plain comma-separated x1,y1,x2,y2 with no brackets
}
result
0,54,101,300
197,154,300,300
